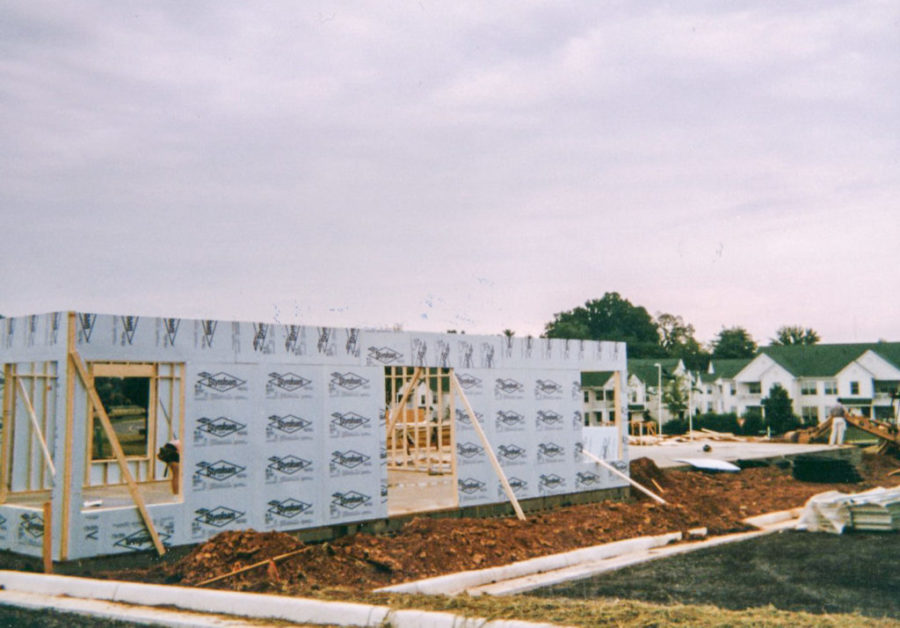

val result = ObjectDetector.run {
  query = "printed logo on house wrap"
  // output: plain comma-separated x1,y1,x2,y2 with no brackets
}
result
0,514,6,528
194,507,246,530
495,410,526,432
330,491,372,515
497,444,527,465
454,408,483,427
117,315,139,345
266,372,313,398
266,414,313,441
456,442,484,460
266,455,313,483
113,528,172,551
84,526,99,541
576,471,602,489
330,450,372,476
159,318,180,347
18,513,43,543
572,410,583,429
250,322,275,354
537,442,565,463
457,477,486,495
367,346,403,364
195,372,247,396
330,412,372,437
267,499,312,520
284,325,306,355
455,373,482,393
193,460,247,490
534,379,563,399
536,410,564,430
329,372,370,396
78,313,97,343
494,378,524,399
539,473,567,494
195,417,247,444
498,477,528,498
199,320,217,348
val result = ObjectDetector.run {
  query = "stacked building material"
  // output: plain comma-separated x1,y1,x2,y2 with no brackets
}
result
797,487,900,534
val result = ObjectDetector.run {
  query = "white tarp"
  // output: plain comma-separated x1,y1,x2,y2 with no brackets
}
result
796,487,900,534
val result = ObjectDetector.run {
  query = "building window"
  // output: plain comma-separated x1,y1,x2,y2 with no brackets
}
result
86,362,184,487
594,411,603,424
583,412,590,425
801,381,817,396
850,381,859,395
583,391,589,403
801,406,819,424
874,380,899,395
824,381,837,395
747,382,761,394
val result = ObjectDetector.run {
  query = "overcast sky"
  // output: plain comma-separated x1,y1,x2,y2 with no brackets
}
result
1,2,898,347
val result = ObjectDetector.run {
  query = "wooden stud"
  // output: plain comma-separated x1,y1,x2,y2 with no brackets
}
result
42,500,53,573
0,364,12,503
61,312,76,559
69,349,166,556
386,367,422,454
16,378,56,477
451,372,526,521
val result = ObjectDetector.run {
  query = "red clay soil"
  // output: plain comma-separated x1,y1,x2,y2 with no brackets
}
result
111,453,900,595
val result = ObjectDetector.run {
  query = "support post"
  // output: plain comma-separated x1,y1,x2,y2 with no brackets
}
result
69,348,166,556
16,378,56,477
385,367,422,436
0,365,12,503
42,500,53,574
451,372,526,521
61,312,76,559
582,448,666,505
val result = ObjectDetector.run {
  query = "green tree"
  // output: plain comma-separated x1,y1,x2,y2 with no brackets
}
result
710,326,757,359
662,374,688,422
544,293,663,358
761,383,800,434
771,325,820,346
657,312,710,371
502,329,515,338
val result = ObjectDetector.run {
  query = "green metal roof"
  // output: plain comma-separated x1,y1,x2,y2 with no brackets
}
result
760,342,900,377
581,371,614,388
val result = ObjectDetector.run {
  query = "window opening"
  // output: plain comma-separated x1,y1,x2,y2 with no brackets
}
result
85,362,183,492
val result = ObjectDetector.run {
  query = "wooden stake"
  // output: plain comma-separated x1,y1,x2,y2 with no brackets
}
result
451,372,526,521
0,364,12,503
16,378,56,477
581,448,667,505
69,349,166,556
42,500,53,573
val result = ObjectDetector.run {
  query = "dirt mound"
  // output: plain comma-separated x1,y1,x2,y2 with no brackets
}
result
117,453,900,595
168,530,303,586
630,457,669,491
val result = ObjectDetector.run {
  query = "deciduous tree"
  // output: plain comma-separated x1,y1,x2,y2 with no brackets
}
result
771,325,820,346
710,326,757,359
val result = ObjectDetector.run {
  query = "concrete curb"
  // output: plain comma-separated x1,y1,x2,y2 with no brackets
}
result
0,571,567,627
376,531,682,595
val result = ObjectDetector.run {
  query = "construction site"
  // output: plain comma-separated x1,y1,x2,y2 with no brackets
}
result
2,312,900,627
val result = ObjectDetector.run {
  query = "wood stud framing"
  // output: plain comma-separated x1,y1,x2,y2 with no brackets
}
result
385,366,455,473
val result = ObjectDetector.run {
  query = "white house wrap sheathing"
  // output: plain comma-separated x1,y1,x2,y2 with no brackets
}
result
0,312,627,560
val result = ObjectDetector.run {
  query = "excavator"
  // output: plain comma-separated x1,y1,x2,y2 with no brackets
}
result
795,405,900,453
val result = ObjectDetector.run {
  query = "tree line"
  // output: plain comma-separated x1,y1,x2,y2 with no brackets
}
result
541,292,819,370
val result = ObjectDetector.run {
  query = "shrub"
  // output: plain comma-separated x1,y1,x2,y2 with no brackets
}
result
693,412,740,434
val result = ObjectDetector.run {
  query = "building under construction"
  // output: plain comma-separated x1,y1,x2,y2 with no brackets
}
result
0,312,627,561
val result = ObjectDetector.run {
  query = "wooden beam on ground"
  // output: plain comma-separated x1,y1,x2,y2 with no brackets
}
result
581,448,667,505
196,546,310,587
451,372,526,521
16,378,56,477
69,348,166,556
